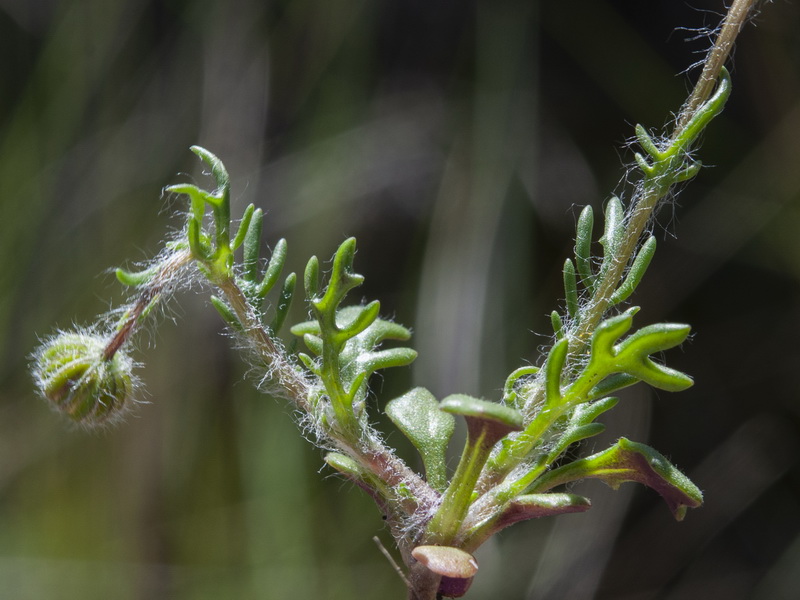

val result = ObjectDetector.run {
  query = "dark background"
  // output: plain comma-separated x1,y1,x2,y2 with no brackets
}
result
2,0,799,598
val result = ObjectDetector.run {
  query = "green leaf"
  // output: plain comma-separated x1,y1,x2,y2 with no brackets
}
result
563,259,578,318
340,300,380,338
297,352,319,375
386,387,455,492
495,493,591,530
439,395,524,439
599,196,624,266
586,373,639,401
190,145,230,193
165,183,208,222
292,305,416,414
672,67,731,153
115,264,159,287
429,395,524,544
304,255,320,299
269,272,296,334
533,437,703,520
610,235,656,306
503,365,539,407
257,238,289,300
187,218,211,262
635,123,665,160
570,308,692,399
544,337,568,406
210,295,242,331
613,323,693,391
550,310,565,340
242,208,263,281
548,396,619,458
574,205,595,289
324,452,387,503
231,204,255,251
357,347,417,374
312,238,363,314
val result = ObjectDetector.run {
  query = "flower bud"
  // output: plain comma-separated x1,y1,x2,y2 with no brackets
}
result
32,332,135,426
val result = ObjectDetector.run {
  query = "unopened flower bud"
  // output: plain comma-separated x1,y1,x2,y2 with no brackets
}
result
32,332,135,426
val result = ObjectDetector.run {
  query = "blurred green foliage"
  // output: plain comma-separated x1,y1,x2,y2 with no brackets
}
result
3,0,800,598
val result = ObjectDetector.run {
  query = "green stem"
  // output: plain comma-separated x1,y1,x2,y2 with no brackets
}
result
425,427,493,544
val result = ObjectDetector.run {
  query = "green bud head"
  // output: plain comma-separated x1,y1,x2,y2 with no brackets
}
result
32,332,135,427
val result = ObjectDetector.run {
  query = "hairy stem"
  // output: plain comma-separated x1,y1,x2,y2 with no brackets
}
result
675,0,757,134
104,249,194,360
570,0,756,354
215,275,438,519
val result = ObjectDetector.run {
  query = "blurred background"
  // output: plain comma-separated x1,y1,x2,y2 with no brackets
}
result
2,0,799,598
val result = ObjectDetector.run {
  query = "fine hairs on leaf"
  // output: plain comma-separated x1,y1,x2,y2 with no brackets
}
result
29,2,763,599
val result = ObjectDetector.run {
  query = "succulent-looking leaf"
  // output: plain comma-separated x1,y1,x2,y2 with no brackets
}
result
311,238,363,312
563,258,578,317
610,235,656,306
550,310,565,340
494,493,591,531
292,305,416,410
439,394,523,448
673,67,731,154
599,196,624,263
242,208,263,280
427,396,524,544
569,309,692,400
256,238,289,300
549,396,619,458
231,204,255,251
116,264,160,287
386,388,455,492
544,337,569,405
534,437,702,520
304,255,320,299
210,296,242,331
324,452,387,507
586,373,639,402
269,272,296,334
503,365,539,407
635,123,665,160
574,205,595,288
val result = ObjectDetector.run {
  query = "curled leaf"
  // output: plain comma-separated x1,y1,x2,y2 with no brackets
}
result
495,493,591,530
533,437,702,520
544,338,568,406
